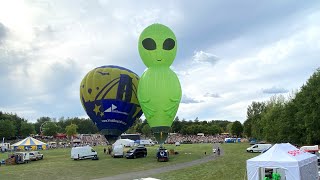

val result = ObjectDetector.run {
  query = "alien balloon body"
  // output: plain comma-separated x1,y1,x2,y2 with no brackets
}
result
137,24,182,144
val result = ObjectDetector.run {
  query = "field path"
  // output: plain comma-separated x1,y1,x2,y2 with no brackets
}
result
94,143,223,180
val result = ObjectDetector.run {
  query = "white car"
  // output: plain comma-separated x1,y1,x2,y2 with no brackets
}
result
175,142,181,146
29,151,43,161
213,149,216,153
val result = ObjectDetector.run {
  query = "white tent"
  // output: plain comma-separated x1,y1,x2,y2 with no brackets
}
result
247,143,318,180
113,139,134,147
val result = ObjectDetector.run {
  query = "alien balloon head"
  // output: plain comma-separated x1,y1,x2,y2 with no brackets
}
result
138,23,177,68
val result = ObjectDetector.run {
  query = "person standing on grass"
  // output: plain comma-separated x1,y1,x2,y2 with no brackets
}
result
104,148,106,154
217,147,220,156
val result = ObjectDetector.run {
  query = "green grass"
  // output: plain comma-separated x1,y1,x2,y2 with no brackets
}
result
0,144,212,180
153,143,257,180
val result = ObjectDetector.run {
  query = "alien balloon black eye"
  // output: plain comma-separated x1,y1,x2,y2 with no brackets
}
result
163,38,175,50
142,38,156,50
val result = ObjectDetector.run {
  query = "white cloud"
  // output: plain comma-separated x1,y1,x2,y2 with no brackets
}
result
175,10,320,122
181,94,203,104
193,50,219,64
262,87,289,94
204,93,221,98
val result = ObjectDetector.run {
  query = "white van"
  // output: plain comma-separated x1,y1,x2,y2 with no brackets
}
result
48,142,57,148
247,144,272,153
112,145,124,158
300,145,318,152
15,152,30,163
71,146,98,160
139,139,155,146
1,143,11,152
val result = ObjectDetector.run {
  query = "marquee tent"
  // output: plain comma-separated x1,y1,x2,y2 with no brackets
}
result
247,143,318,180
12,137,48,150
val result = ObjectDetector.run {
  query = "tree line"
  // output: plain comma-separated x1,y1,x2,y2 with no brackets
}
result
0,111,245,140
126,117,243,137
243,68,320,145
0,114,99,139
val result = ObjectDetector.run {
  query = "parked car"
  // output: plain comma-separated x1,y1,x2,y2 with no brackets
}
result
32,151,44,160
175,142,180,146
157,148,169,162
247,144,272,153
125,146,147,159
139,139,155,146
28,152,38,161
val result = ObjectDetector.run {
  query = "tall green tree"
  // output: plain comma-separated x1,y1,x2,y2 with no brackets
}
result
42,122,59,136
207,125,221,135
171,116,182,133
65,124,78,138
226,122,233,135
294,68,320,144
20,121,36,137
231,121,243,137
76,119,99,134
0,120,16,139
35,117,52,134
141,124,151,137
245,101,266,139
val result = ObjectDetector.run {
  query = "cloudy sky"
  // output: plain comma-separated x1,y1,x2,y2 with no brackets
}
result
0,0,320,123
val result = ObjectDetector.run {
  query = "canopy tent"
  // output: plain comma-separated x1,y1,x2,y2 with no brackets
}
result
12,137,48,150
113,139,135,147
247,143,318,180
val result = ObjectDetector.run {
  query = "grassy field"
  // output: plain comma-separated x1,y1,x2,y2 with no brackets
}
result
154,143,257,180
0,144,212,180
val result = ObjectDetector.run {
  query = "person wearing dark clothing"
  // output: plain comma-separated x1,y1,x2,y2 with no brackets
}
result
217,147,220,155
104,148,106,154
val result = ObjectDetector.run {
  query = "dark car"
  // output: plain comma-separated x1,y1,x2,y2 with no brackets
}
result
157,148,169,162
125,147,147,159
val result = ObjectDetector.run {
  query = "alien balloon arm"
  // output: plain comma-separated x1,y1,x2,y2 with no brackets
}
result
139,97,151,103
141,103,156,118
164,102,180,118
170,98,180,102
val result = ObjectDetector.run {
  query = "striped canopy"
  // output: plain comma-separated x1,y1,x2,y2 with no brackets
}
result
12,137,47,150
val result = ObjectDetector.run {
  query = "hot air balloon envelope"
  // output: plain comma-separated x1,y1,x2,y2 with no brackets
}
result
80,65,142,143
137,24,182,144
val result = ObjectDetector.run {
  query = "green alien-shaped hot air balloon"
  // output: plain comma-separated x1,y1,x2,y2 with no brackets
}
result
138,24,182,144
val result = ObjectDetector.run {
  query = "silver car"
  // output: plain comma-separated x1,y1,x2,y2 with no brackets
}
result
29,151,44,161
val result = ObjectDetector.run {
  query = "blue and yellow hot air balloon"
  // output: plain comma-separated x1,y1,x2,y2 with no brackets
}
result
80,65,142,143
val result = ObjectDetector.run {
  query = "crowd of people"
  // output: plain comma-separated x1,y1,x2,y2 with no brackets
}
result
6,133,240,150
166,133,230,144
76,134,107,146
31,134,107,148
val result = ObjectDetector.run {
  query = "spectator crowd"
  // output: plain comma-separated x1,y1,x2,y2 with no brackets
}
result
166,133,231,144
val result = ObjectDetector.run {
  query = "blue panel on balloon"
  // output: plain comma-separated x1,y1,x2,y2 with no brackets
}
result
83,99,142,133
